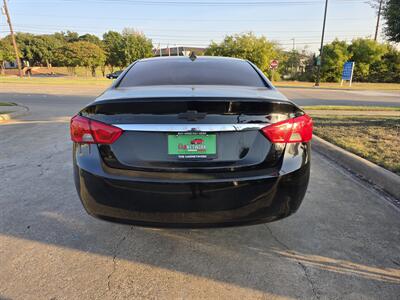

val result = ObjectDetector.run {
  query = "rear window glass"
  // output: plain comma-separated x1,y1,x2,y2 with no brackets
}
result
118,58,267,88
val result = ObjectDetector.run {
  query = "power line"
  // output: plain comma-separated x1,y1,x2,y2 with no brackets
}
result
17,0,366,6
3,23,374,34
4,26,373,41
0,27,365,48
9,13,371,23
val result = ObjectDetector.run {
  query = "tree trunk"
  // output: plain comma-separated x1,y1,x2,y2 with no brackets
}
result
46,59,54,75
0,62,5,75
91,66,96,77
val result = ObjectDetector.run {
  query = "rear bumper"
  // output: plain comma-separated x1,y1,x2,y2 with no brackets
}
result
73,143,310,227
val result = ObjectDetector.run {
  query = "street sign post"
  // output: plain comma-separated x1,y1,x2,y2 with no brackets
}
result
269,59,279,70
269,60,279,82
341,61,355,87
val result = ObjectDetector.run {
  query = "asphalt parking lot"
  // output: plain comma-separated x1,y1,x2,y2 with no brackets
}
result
1,88,399,299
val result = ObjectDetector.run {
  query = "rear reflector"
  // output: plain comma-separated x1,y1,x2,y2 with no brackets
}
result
70,115,123,144
261,115,313,143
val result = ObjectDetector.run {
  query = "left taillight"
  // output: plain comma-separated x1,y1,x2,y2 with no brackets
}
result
70,115,123,144
261,114,313,143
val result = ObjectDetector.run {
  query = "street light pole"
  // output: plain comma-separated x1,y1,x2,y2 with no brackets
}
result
315,0,328,87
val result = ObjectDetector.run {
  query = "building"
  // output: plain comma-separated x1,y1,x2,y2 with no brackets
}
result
153,46,206,57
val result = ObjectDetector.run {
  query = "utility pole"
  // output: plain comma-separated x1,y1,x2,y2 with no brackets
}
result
2,0,23,77
374,0,384,41
291,38,295,79
315,0,328,87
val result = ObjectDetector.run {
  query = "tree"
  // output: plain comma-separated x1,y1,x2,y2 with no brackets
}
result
103,31,125,70
349,38,388,81
382,0,400,42
53,31,79,43
7,33,65,68
320,39,351,82
205,32,280,74
13,33,36,66
280,50,302,79
79,34,102,46
103,29,153,70
29,35,64,68
0,39,15,75
369,45,400,82
121,28,153,66
55,41,105,76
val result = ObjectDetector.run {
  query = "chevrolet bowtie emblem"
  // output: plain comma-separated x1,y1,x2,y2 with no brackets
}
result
178,111,206,121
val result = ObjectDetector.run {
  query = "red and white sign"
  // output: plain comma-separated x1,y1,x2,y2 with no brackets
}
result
270,59,279,69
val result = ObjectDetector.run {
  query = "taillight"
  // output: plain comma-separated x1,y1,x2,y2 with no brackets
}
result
70,115,123,144
261,115,313,143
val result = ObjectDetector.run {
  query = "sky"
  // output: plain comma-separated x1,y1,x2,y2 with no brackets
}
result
0,0,380,53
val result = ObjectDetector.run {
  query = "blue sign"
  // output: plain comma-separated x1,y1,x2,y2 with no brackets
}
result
342,61,354,81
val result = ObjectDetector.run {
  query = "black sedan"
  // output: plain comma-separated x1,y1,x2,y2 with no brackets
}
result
106,70,123,79
71,56,312,227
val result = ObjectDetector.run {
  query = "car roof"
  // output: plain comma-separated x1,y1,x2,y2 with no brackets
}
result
138,56,248,63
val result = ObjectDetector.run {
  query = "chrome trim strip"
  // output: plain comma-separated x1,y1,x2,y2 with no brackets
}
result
113,124,267,132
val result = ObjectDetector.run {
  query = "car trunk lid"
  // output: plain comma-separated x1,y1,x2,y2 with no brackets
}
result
80,93,301,171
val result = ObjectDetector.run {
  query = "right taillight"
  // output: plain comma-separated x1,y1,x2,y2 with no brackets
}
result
261,115,313,143
70,115,123,144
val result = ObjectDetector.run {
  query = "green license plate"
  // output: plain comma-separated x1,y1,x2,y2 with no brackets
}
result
168,133,217,159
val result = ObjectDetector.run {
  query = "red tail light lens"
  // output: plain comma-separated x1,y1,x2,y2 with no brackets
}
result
261,115,313,143
70,115,123,144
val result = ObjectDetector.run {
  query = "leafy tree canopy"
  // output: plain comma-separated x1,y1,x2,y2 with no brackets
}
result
383,0,400,43
78,34,102,46
103,31,125,68
349,38,388,81
121,28,154,66
205,32,280,73
54,41,105,76
321,39,351,82
0,39,15,64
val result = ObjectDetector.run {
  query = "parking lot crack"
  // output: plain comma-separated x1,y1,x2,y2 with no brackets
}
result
0,163,16,170
107,235,126,291
265,225,320,300
105,226,133,295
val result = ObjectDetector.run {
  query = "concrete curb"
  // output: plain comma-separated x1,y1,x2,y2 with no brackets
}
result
312,135,400,200
0,105,29,122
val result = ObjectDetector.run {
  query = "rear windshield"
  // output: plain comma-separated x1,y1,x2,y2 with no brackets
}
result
118,58,267,88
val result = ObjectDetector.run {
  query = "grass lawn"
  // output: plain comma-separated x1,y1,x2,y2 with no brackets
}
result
302,105,400,111
312,115,400,175
0,76,111,86
275,81,400,90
